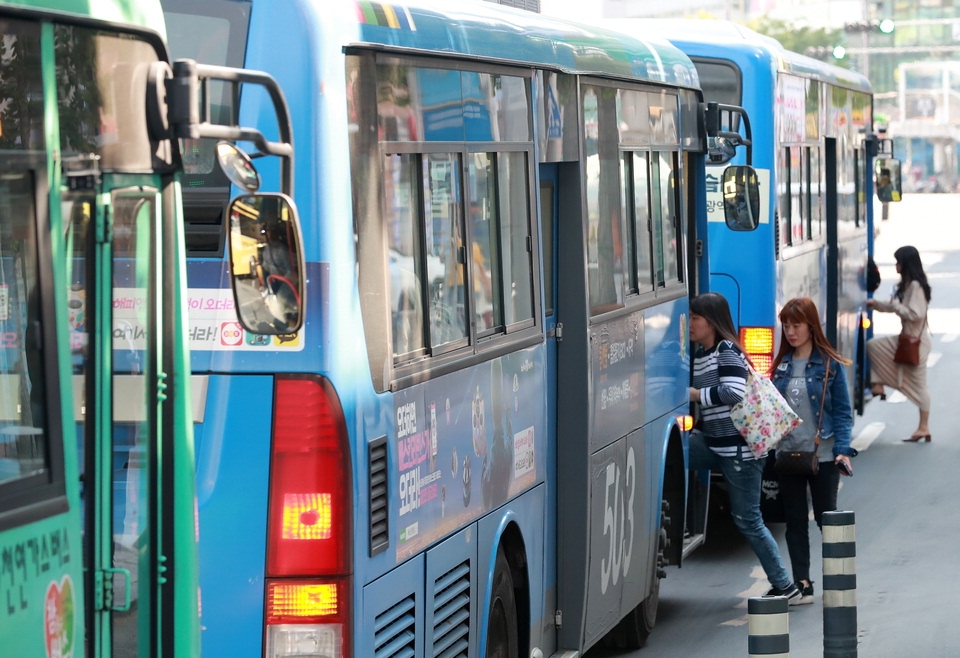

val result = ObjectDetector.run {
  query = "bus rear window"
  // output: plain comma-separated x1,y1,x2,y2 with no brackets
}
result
692,58,742,108
161,0,251,255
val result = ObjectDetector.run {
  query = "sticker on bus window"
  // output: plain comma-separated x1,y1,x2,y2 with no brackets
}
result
184,288,304,351
44,574,76,658
0,284,7,321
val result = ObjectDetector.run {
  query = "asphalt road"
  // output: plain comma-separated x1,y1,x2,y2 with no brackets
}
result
587,193,960,657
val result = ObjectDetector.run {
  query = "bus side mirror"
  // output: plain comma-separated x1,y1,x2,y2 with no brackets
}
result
875,158,902,203
227,193,305,335
722,165,761,231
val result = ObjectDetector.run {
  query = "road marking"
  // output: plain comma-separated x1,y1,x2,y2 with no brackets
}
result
927,351,942,367
852,421,885,452
941,333,958,343
886,390,907,403
724,567,769,626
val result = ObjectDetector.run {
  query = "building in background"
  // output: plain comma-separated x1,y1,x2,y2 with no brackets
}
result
486,0,541,11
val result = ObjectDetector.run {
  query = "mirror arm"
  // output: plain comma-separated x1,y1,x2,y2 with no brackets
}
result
168,59,295,198
704,101,753,165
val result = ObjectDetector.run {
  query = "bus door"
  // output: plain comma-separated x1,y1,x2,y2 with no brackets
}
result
68,173,196,657
824,137,839,347
538,161,560,641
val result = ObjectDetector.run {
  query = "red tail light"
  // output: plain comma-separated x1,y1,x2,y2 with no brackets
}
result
740,326,775,375
266,375,351,575
264,376,351,657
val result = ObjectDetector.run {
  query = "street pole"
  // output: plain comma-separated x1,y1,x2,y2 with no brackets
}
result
862,30,870,79
861,0,870,79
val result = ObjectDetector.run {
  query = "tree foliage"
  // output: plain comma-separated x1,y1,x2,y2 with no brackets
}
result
749,17,849,68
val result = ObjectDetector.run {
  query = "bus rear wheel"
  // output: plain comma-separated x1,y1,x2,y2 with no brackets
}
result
485,546,519,658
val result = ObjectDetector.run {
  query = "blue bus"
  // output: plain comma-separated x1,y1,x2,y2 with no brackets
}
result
0,0,301,655
159,1,753,655
620,19,895,413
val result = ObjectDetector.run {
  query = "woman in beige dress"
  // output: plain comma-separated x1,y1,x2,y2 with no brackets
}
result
866,245,932,442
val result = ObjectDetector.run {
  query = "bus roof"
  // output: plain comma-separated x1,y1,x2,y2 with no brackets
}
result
602,18,871,93
0,0,165,37
348,0,699,88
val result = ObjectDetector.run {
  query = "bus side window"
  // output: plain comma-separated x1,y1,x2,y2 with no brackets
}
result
0,172,50,486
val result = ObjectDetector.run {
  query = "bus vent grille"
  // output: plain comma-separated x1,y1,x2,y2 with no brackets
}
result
374,594,416,658
431,560,471,657
182,188,228,257
369,436,389,556
774,210,781,260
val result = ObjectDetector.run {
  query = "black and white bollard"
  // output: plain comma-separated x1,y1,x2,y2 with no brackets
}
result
748,595,789,657
823,510,858,657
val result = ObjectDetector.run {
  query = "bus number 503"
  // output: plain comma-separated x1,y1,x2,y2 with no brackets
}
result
601,446,636,594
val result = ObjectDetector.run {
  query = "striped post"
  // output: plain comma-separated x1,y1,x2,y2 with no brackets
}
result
748,596,789,657
823,510,858,657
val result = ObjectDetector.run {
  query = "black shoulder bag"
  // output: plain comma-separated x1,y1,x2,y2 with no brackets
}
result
775,360,830,477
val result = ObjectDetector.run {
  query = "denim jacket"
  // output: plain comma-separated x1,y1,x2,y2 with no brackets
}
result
771,350,857,458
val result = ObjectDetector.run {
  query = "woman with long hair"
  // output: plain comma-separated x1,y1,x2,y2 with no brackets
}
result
770,297,855,604
688,292,800,603
866,245,932,442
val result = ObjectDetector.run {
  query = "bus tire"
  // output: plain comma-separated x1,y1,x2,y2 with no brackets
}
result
486,545,519,658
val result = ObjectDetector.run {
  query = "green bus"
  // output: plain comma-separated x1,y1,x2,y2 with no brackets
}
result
0,1,301,655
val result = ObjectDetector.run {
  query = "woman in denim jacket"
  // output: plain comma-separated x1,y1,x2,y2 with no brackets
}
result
770,297,856,604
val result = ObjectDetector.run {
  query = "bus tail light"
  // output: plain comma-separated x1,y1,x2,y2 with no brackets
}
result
264,579,348,657
740,326,774,375
265,376,351,657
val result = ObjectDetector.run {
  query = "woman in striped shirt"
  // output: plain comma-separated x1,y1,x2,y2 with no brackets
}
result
688,292,800,603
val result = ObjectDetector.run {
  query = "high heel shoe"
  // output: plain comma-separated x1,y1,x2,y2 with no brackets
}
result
903,434,931,443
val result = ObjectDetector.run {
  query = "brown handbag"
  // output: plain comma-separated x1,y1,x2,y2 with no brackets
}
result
894,333,921,366
893,316,927,367
775,361,829,477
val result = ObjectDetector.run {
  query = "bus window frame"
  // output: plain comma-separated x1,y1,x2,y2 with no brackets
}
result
354,51,543,393
581,77,687,320
0,157,69,530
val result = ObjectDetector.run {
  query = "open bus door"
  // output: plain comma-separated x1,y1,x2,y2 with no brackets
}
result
67,163,202,657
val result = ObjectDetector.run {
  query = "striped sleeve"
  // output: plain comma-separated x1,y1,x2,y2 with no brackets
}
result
693,340,750,452
701,342,748,408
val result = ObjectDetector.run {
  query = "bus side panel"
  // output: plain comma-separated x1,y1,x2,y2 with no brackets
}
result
477,485,547,655
643,300,690,424
390,350,546,566
0,515,81,657
581,429,655,649
424,525,478,656
359,554,425,657
705,165,778,328
620,428,654,615
195,374,274,656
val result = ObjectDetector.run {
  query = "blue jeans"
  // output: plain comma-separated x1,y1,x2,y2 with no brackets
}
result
689,431,792,590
